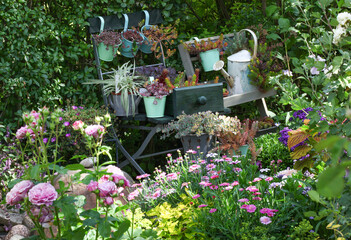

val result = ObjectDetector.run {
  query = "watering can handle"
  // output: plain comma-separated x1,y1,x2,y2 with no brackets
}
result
98,16,105,34
123,14,129,32
143,10,150,26
239,29,258,60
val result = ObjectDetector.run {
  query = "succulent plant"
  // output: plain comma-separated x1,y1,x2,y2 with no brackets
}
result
93,30,122,50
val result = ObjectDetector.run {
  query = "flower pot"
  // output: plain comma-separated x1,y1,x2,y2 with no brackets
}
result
228,144,249,157
140,26,153,54
181,134,213,157
120,14,143,58
108,94,141,117
143,96,167,118
97,43,115,61
199,49,220,72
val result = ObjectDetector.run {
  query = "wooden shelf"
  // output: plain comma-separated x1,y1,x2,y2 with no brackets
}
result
223,89,276,108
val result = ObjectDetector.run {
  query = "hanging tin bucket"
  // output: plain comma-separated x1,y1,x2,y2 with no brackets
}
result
96,16,120,62
227,29,258,95
120,14,143,58
140,10,153,54
192,37,220,72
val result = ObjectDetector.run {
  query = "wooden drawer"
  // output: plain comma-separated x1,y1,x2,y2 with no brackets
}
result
165,83,224,117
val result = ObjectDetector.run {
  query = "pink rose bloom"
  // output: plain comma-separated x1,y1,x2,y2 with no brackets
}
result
246,204,257,213
6,180,34,205
99,175,110,183
30,110,41,120
98,181,117,197
192,194,201,199
28,183,58,206
103,197,114,205
72,120,84,130
111,174,130,188
198,204,208,208
87,181,98,191
209,208,217,213
260,216,272,225
85,125,104,138
15,126,34,140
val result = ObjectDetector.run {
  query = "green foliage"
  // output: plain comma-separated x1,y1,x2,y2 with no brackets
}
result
147,195,204,240
254,133,293,170
288,219,320,240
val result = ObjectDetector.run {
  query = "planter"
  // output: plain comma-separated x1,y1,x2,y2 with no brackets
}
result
143,96,167,118
108,94,141,117
199,48,220,72
98,43,118,62
120,14,143,58
140,10,153,54
181,134,213,157
227,145,249,157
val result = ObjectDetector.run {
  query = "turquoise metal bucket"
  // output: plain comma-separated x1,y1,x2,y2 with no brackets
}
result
143,96,166,118
120,14,143,58
199,49,220,72
140,10,153,54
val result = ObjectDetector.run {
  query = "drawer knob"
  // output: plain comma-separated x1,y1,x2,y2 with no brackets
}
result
197,96,207,105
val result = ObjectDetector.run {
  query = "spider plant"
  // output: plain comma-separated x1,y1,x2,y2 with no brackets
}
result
84,62,144,116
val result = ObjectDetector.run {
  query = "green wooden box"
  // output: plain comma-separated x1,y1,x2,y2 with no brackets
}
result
165,83,224,117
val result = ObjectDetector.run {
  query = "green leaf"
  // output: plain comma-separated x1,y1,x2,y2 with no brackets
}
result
267,33,281,40
30,164,41,179
98,219,111,238
317,166,345,197
266,5,279,17
81,210,100,219
319,0,333,8
65,164,86,171
278,18,290,32
307,190,320,203
8,179,22,189
315,135,341,152
113,219,130,239
304,210,317,217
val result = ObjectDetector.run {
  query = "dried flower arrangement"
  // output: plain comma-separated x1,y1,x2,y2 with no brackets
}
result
93,30,122,50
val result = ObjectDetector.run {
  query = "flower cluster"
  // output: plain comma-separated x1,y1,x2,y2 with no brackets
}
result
333,12,351,45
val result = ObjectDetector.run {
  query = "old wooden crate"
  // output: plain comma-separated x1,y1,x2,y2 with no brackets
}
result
165,83,224,117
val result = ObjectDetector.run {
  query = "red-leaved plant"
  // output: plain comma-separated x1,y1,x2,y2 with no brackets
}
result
93,30,122,50
140,80,169,99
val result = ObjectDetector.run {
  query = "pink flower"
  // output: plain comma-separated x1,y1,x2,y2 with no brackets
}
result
253,197,262,201
72,120,84,130
233,168,242,172
253,192,261,195
209,208,217,213
199,181,212,187
260,208,278,217
189,164,201,173
246,204,257,213
253,178,262,182
87,181,98,191
181,182,189,188
136,174,150,180
15,126,34,140
166,173,178,181
210,185,218,190
111,174,130,188
260,216,272,225
151,190,161,199
219,182,230,187
98,181,117,198
231,181,239,186
85,125,104,138
240,204,248,209
246,186,259,192
238,198,249,203
6,180,34,205
265,177,273,182
239,188,244,191
28,183,58,206
224,186,233,191
198,204,208,208
127,189,141,201
206,164,216,170
103,197,114,205
192,194,201,199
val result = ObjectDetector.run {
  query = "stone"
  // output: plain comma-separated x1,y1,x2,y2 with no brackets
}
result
22,215,35,230
0,209,23,226
80,157,97,168
8,235,24,240
4,225,29,240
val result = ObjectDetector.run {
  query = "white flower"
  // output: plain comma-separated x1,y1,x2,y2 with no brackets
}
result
337,12,351,26
333,25,346,44
310,67,320,75
282,69,293,77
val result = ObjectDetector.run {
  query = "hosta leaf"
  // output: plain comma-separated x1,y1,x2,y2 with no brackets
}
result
290,145,312,159
288,129,309,150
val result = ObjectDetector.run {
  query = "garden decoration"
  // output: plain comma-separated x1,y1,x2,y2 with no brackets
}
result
140,78,170,118
227,29,258,95
84,62,144,116
93,17,122,62
120,14,144,58
140,10,153,54
183,34,227,72
213,60,234,89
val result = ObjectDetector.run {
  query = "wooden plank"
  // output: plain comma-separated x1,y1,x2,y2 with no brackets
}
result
256,98,269,118
223,89,276,108
178,44,195,77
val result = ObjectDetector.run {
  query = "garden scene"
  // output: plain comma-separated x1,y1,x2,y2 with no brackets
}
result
1,0,351,239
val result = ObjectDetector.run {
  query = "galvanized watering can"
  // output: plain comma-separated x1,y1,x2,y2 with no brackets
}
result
227,29,258,95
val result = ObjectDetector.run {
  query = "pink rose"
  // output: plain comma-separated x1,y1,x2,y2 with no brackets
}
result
98,181,117,197
111,174,130,188
6,180,34,205
28,183,58,206
72,120,84,130
15,126,34,140
87,181,98,192
103,197,114,205
85,125,104,138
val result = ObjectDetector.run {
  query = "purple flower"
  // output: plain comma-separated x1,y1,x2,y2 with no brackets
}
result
6,180,34,205
72,106,78,110
310,67,320,75
79,106,84,109
278,127,292,146
59,117,63,121
28,183,58,206
65,133,71,137
198,204,208,208
64,121,70,127
98,181,117,197
209,208,217,213
43,138,48,144
51,137,56,143
192,194,201,199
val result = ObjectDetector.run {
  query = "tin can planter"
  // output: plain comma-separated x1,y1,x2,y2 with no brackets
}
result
143,96,167,118
108,94,141,117
140,10,153,54
120,14,143,58
199,49,220,72
98,43,119,62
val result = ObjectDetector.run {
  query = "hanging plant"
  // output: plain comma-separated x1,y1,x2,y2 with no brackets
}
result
93,30,122,51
